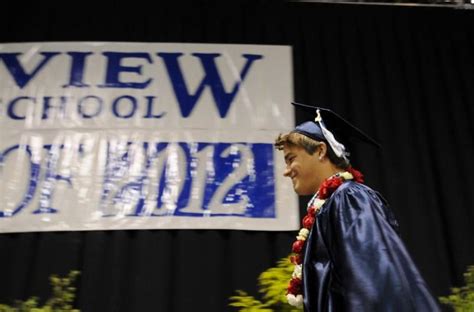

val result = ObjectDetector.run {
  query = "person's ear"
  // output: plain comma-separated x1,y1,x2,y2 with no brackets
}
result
318,142,327,160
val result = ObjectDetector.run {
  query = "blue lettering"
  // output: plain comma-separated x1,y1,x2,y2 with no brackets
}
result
7,96,36,120
143,96,166,119
98,52,153,89
32,144,72,214
101,141,132,216
0,145,40,217
0,52,60,88
77,95,103,118
42,96,68,119
157,53,263,118
101,142,178,217
112,95,138,119
62,52,93,88
151,143,186,216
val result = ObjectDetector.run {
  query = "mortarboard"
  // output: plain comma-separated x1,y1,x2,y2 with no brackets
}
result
291,102,381,160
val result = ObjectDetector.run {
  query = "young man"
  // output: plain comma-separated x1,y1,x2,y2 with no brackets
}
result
275,103,440,311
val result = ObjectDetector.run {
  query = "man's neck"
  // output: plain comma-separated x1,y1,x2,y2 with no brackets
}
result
316,164,345,190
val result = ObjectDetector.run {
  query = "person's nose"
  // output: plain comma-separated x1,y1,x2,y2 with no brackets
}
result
283,167,292,177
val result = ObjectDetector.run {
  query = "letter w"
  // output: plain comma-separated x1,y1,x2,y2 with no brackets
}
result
0,52,60,88
157,53,263,118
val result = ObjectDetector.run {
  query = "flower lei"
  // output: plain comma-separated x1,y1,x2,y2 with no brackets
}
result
286,167,364,308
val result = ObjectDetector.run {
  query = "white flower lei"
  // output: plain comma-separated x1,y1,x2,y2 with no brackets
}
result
287,171,354,308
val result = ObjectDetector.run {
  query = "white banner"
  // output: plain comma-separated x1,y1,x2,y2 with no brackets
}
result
0,42,297,232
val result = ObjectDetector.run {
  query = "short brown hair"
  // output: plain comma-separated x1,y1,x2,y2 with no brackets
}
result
274,132,350,169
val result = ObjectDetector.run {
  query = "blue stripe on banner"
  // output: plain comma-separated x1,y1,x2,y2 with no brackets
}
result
100,142,276,219
0,142,277,219
161,143,276,218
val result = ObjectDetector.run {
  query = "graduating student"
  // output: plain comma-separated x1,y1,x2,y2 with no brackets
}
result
275,103,440,311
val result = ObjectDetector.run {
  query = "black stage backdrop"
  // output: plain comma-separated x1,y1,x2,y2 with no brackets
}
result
0,2,473,311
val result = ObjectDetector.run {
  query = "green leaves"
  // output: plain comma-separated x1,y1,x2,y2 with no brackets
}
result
229,256,302,312
229,290,270,311
439,265,474,312
258,257,294,306
0,270,80,312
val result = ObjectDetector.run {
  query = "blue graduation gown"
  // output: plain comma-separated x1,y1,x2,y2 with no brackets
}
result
302,181,440,311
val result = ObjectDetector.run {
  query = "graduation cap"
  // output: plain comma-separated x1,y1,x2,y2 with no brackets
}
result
291,102,381,160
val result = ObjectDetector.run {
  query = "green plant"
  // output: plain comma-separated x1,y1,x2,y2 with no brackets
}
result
229,256,302,312
0,270,80,312
439,265,474,312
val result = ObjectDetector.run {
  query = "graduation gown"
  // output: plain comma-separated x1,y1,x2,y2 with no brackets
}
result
303,181,440,311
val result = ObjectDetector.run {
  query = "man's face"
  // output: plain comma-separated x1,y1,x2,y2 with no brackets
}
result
283,144,321,195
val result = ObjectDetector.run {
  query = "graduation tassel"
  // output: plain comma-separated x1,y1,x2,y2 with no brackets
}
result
314,109,350,161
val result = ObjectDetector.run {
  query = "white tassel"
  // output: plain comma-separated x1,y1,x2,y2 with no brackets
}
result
315,109,349,161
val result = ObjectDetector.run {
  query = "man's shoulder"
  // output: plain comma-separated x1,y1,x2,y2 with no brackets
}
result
331,181,389,207
334,180,376,195
328,181,400,235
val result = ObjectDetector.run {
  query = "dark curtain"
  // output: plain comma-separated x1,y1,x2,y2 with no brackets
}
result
0,2,473,311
